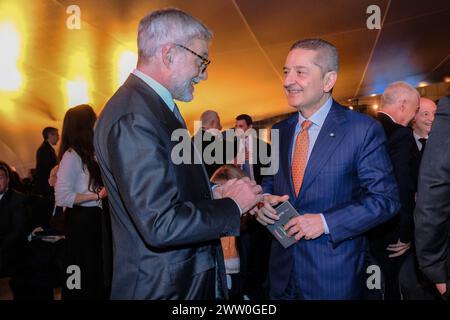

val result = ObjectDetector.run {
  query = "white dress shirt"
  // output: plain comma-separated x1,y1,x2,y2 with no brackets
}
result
55,149,100,208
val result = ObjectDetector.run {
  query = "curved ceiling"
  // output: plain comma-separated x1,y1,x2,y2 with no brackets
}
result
0,0,449,177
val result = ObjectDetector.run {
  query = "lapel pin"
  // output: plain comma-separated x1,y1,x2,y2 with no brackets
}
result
330,133,335,137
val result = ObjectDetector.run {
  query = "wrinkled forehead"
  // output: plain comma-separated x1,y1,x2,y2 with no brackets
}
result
419,99,437,112
285,48,326,74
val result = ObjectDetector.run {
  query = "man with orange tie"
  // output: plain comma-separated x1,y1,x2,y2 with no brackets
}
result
253,39,400,299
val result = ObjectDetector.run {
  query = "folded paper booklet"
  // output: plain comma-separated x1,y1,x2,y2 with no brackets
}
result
266,201,300,248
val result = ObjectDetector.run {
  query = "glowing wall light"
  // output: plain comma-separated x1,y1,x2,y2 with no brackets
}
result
0,22,22,91
117,50,137,87
64,50,92,108
66,78,89,107
372,104,379,110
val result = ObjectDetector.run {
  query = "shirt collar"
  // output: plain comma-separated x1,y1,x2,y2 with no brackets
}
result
413,131,427,140
132,69,175,112
298,97,333,128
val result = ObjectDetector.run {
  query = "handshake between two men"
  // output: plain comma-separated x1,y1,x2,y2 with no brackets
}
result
213,177,326,242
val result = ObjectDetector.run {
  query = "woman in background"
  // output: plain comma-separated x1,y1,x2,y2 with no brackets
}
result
55,104,107,299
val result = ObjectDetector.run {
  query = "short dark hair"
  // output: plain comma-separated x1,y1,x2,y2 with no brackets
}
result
290,38,339,75
235,114,253,126
42,127,58,140
0,164,9,179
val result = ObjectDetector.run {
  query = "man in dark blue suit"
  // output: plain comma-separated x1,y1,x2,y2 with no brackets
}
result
252,39,400,299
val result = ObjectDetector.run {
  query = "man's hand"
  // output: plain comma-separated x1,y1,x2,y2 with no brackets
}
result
250,194,289,226
284,214,325,241
219,177,263,213
48,165,59,187
31,227,44,236
435,283,447,296
386,239,410,258
98,187,108,199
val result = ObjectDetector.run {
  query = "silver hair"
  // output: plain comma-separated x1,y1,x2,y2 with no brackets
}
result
137,8,212,61
290,38,339,74
381,81,419,106
200,110,219,124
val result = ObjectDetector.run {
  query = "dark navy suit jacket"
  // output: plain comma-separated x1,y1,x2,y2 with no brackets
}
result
262,101,400,299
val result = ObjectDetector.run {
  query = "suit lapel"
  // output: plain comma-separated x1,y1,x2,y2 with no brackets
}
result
281,114,298,200
296,102,348,202
125,74,183,135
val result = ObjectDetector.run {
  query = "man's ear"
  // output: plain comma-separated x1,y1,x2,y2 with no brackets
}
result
161,43,174,67
400,99,406,112
323,71,337,93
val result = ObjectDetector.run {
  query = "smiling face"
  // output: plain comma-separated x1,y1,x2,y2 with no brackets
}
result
170,38,209,102
283,48,336,114
414,98,437,136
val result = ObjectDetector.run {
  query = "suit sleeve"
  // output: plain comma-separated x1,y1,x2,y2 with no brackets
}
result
388,128,417,243
261,175,274,195
107,112,240,249
414,105,450,283
324,120,401,243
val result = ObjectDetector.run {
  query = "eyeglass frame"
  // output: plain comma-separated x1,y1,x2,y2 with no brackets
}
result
174,43,211,74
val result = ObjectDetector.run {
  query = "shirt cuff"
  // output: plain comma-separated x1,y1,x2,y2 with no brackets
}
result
320,213,330,234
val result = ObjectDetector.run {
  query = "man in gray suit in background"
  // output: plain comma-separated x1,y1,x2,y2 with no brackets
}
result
415,94,450,300
94,8,262,299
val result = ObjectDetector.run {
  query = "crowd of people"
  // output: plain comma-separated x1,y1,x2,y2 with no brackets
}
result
1,8,449,300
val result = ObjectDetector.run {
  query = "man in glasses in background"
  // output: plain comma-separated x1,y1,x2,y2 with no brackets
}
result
94,8,262,300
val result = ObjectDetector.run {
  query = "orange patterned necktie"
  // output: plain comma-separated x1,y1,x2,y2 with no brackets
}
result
292,120,313,197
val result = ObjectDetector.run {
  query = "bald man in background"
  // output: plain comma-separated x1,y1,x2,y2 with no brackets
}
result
415,95,450,300
201,110,222,132
370,81,420,299
194,110,225,178
413,98,437,158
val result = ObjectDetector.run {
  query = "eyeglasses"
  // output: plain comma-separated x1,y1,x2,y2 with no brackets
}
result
175,44,211,74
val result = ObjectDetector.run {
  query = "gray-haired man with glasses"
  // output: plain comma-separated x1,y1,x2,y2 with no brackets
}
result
94,8,262,300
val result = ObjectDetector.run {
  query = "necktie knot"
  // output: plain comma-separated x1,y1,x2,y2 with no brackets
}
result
301,120,313,131
418,138,427,146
